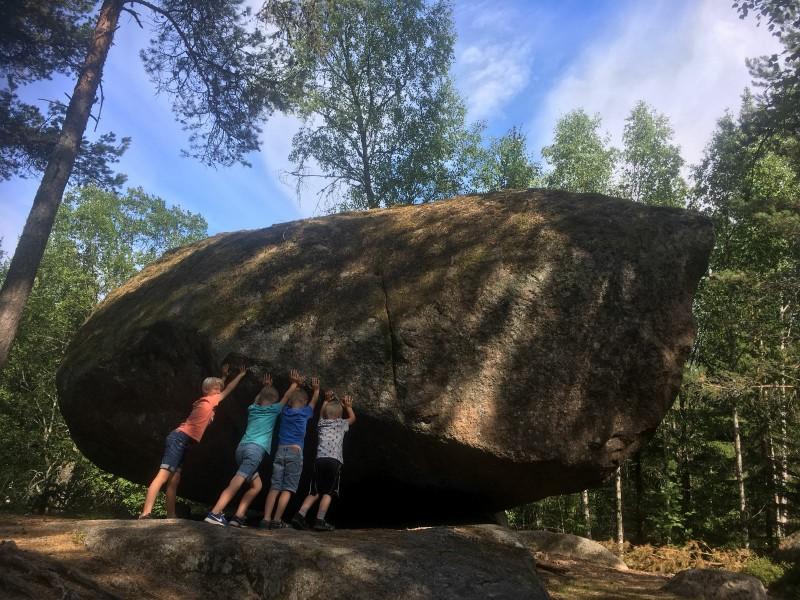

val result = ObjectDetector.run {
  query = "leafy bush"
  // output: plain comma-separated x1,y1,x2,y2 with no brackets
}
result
741,555,787,587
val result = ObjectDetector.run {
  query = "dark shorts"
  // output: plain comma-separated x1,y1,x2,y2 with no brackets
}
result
310,457,342,497
159,430,194,473
270,445,303,492
235,443,266,482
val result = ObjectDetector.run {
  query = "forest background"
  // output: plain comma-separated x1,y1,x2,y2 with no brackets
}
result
0,0,797,591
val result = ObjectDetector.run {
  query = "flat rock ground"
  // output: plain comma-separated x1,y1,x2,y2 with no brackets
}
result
0,514,714,600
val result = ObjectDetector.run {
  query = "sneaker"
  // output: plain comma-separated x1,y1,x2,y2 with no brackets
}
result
204,512,228,527
269,520,290,530
259,520,271,529
137,513,153,520
228,515,247,528
313,518,335,532
291,513,308,530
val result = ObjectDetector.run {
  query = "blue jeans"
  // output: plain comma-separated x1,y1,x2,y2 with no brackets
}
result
159,430,194,472
270,445,303,492
235,443,266,482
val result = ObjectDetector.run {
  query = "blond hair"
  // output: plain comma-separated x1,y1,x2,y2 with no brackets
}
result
323,400,343,419
256,386,279,405
288,388,309,408
202,377,224,394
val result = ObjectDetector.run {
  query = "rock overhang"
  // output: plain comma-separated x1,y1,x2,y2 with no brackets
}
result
57,189,713,525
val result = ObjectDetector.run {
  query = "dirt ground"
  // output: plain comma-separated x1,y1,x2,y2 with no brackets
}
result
0,515,192,599
0,514,775,600
535,555,681,600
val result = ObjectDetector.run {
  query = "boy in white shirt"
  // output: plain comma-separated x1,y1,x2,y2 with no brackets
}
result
292,392,356,531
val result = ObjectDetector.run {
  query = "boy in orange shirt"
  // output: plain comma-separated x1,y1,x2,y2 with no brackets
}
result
139,364,247,519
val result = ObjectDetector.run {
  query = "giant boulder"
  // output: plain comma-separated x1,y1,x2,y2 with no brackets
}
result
57,189,713,525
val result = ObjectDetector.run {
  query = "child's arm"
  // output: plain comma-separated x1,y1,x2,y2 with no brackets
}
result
278,369,304,407
342,395,356,425
308,377,321,409
219,366,247,400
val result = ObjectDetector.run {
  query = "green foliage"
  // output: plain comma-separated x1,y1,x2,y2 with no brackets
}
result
0,186,207,514
0,1,130,186
734,1,800,167
141,0,303,167
541,109,617,194
619,101,686,207
0,0,94,86
281,0,467,209
742,555,788,587
470,126,541,192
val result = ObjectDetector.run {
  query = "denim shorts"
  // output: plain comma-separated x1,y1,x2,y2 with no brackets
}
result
160,429,194,472
235,443,266,482
270,445,303,492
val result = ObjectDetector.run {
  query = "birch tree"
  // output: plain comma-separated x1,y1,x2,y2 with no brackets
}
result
279,0,466,210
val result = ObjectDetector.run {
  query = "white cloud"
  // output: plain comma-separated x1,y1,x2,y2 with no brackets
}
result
454,2,536,120
259,112,341,216
457,41,534,120
531,0,782,168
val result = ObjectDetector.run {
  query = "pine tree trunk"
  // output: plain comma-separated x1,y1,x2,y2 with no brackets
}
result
766,421,784,541
732,402,749,548
581,489,592,539
662,425,672,544
633,451,643,544
778,301,790,533
677,393,692,522
615,466,624,555
0,0,123,371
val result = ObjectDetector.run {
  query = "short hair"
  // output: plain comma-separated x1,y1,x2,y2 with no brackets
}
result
256,386,279,405
323,401,343,419
202,377,224,394
289,388,309,407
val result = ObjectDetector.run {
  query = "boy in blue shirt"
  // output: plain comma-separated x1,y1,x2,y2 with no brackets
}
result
205,369,304,526
261,375,320,529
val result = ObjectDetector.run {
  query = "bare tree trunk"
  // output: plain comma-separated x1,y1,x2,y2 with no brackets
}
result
732,403,749,548
615,466,624,555
677,393,692,522
632,450,643,544
0,0,124,370
767,422,784,541
581,490,591,539
778,300,790,533
662,426,672,545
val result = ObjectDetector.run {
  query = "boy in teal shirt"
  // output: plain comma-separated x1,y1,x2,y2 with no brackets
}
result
205,369,304,526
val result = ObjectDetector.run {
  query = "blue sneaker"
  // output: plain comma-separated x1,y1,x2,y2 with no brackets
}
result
204,512,228,526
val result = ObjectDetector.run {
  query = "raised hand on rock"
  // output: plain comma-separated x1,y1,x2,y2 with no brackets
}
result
342,395,353,409
311,377,320,391
263,373,273,388
289,369,304,386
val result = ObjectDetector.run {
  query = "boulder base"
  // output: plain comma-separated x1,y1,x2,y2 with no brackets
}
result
78,520,550,599
663,568,767,599
56,190,713,524
516,530,628,570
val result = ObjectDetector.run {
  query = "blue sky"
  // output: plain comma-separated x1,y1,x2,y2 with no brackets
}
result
0,0,779,254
